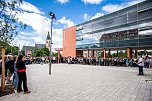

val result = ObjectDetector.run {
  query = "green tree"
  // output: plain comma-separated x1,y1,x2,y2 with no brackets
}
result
0,41,9,47
42,48,49,56
31,52,36,57
21,50,25,56
12,46,19,55
35,49,44,57
5,46,19,55
0,0,26,45
52,52,58,57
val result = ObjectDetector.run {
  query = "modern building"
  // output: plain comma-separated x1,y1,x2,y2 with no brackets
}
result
62,0,152,59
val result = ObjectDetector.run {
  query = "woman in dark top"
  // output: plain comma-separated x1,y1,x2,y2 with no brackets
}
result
16,55,30,94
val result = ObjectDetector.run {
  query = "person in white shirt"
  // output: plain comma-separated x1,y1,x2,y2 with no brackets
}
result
137,56,144,75
68,57,71,64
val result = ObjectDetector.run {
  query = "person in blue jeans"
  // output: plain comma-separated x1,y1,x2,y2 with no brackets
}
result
13,57,18,90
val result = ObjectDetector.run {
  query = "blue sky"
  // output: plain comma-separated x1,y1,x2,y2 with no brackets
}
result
11,0,145,51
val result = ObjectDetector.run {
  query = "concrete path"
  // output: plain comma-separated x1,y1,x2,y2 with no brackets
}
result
0,64,152,101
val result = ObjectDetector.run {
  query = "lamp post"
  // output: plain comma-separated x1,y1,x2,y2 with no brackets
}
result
25,44,26,57
49,12,56,75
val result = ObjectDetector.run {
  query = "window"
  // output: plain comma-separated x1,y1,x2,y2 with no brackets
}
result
138,7,152,20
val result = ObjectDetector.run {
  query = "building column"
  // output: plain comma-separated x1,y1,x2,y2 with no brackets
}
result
103,48,106,59
135,50,138,58
92,50,94,58
127,47,132,59
87,49,89,58
108,49,111,58
117,50,119,57
57,50,60,63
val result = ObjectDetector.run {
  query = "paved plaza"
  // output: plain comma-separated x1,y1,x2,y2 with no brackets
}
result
0,64,152,101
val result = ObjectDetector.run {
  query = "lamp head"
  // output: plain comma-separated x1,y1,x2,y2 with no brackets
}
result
49,12,54,16
49,12,56,19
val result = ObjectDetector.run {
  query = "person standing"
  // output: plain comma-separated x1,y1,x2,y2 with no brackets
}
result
12,57,18,90
16,55,30,94
137,56,144,76
0,57,2,74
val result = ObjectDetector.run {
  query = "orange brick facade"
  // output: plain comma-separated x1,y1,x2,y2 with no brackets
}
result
62,26,76,57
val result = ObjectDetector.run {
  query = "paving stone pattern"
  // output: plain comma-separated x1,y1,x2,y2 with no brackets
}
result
0,64,152,101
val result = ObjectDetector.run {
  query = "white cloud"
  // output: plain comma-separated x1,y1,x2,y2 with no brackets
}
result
83,12,104,21
127,0,146,6
15,1,51,35
56,0,69,4
83,13,91,21
33,37,44,43
16,12,50,35
12,32,35,50
57,16,75,28
18,1,43,14
102,0,145,13
47,28,63,51
11,1,75,51
102,4,123,13
90,12,104,20
81,0,103,4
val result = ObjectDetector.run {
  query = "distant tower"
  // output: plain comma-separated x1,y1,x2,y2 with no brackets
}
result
46,32,51,50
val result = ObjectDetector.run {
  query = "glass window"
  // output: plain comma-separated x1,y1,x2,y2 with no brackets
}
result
138,1,152,10
92,20,104,31
128,11,137,23
138,7,152,21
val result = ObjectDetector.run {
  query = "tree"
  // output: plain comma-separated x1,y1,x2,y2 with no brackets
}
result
31,52,36,57
0,0,26,45
5,46,19,55
0,41,9,47
21,50,25,56
42,48,49,56
52,52,58,57
35,49,44,57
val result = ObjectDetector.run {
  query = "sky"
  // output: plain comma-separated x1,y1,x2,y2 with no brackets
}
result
11,0,145,51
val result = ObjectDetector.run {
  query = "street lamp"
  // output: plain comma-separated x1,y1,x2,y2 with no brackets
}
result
49,12,56,75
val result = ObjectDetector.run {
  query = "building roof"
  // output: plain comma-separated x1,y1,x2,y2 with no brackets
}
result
46,32,51,40
35,44,46,49
21,46,35,52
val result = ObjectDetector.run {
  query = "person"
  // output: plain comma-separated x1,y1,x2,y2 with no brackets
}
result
137,56,144,76
12,57,18,90
6,56,14,84
0,57,2,74
145,56,149,68
68,56,71,64
16,55,30,94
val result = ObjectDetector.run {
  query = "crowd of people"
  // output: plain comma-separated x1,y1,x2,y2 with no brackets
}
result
64,56,152,76
64,56,152,68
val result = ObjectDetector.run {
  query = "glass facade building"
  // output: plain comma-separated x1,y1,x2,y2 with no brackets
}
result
76,0,152,50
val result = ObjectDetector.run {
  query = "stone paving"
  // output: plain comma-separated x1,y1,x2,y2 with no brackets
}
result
0,64,152,101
